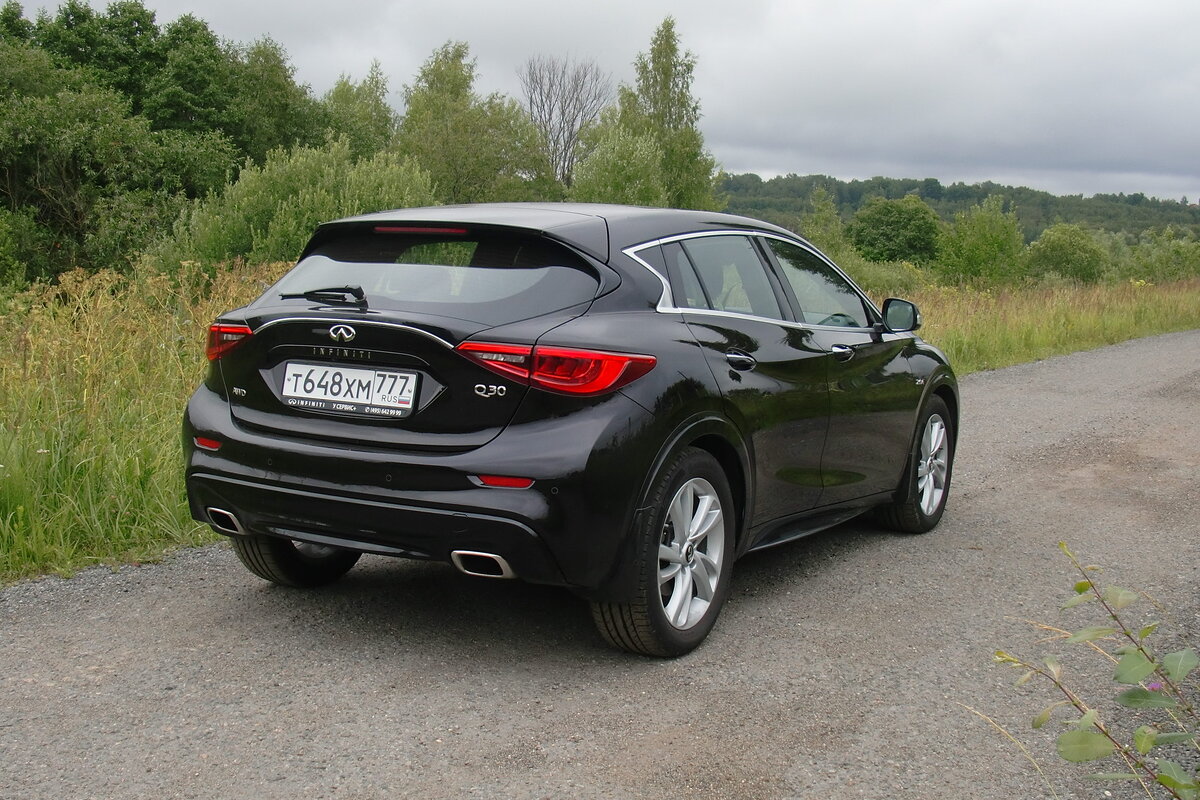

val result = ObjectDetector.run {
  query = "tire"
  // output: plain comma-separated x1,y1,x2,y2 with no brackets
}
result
877,395,954,534
230,534,361,588
591,447,735,657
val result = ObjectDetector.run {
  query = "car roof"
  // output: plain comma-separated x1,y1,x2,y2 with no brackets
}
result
321,203,801,264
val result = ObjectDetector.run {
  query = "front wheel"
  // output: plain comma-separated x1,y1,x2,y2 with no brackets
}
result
230,534,361,588
591,448,735,657
877,395,954,533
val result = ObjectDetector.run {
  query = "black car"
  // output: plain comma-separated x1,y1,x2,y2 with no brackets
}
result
184,203,957,656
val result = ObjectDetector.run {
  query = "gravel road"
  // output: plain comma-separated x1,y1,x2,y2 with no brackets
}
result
3,331,1199,800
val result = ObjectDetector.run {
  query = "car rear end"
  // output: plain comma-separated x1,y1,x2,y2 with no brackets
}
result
184,215,670,591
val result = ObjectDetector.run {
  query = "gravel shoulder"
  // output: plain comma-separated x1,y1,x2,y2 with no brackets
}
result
3,331,1199,799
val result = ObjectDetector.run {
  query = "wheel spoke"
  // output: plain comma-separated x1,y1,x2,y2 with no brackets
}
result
693,555,718,600
659,544,683,564
665,567,693,626
688,495,714,540
659,562,682,585
920,478,934,512
668,488,692,546
924,418,945,459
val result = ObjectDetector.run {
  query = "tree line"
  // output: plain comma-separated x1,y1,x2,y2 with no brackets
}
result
2,1,1197,292
724,173,1200,243
1,3,719,284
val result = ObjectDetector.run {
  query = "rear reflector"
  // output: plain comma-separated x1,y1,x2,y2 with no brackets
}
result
194,437,222,451
456,342,655,396
206,324,252,361
473,475,535,489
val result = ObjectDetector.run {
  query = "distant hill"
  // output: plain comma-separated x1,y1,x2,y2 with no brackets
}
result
722,173,1200,242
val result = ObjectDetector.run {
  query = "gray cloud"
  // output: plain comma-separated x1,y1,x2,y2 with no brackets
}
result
30,0,1200,200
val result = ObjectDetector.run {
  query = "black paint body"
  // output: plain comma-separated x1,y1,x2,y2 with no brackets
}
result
184,203,958,602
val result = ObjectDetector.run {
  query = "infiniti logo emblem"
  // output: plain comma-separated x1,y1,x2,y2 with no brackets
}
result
329,324,357,343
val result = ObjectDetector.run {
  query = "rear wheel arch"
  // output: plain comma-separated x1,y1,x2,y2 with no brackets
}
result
688,433,749,549
586,416,748,604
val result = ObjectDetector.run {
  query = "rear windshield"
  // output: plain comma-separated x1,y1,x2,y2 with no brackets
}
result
262,229,599,326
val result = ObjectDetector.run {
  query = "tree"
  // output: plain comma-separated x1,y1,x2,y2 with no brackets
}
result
140,14,231,134
847,195,941,263
799,187,850,258
614,17,721,210
30,0,164,113
518,54,611,187
1026,223,1109,283
937,195,1026,282
0,0,32,41
395,41,550,204
225,37,324,164
322,61,399,160
569,115,667,206
153,137,435,267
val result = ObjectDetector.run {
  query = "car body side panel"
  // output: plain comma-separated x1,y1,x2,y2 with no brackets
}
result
806,328,924,505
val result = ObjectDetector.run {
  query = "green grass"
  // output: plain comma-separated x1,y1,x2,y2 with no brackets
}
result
0,261,288,581
2,265,1199,582
910,279,1200,373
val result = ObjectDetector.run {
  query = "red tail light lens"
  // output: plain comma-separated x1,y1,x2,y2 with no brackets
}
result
206,324,252,361
531,347,656,394
456,342,656,396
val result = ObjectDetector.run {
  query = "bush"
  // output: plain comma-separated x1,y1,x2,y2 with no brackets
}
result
151,137,436,268
1026,223,1109,283
570,123,668,206
0,205,53,287
846,195,941,263
1126,228,1200,284
936,196,1026,283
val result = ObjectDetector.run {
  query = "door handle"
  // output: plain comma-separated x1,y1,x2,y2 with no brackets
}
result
725,350,757,370
830,344,855,362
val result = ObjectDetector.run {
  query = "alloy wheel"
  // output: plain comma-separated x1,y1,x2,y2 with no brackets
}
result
916,413,949,516
658,477,725,630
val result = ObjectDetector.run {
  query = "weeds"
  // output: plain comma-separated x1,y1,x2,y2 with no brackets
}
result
995,543,1200,797
0,260,287,580
1,264,1199,581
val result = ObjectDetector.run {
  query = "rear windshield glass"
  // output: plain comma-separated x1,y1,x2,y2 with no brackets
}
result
262,230,599,326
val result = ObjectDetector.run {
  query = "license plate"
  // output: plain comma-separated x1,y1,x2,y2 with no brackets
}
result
281,362,418,417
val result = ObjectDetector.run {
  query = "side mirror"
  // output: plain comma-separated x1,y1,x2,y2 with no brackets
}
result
882,298,922,332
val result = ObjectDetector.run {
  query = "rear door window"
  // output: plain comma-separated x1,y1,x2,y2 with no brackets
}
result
264,229,599,326
677,235,784,319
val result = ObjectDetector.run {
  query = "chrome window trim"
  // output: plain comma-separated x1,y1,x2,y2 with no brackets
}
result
250,317,454,349
622,230,881,330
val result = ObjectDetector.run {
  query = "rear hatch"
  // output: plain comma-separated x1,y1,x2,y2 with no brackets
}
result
214,224,606,451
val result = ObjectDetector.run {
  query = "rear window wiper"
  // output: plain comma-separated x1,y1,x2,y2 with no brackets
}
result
279,285,368,308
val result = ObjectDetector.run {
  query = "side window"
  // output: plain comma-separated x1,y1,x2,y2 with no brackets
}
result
766,239,871,327
679,235,782,319
661,241,710,309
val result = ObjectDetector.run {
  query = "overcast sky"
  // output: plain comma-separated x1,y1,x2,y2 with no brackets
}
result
30,0,1200,201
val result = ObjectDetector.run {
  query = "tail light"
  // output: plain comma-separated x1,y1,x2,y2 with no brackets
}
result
456,342,656,396
206,324,253,361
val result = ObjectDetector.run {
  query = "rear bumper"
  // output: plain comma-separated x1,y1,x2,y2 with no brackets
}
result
183,383,659,592
188,472,567,584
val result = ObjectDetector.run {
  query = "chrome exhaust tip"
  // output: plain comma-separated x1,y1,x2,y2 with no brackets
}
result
206,507,244,535
450,550,516,579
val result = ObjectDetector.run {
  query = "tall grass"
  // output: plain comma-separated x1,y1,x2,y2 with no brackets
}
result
910,279,1200,373
2,267,1199,582
0,261,287,580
